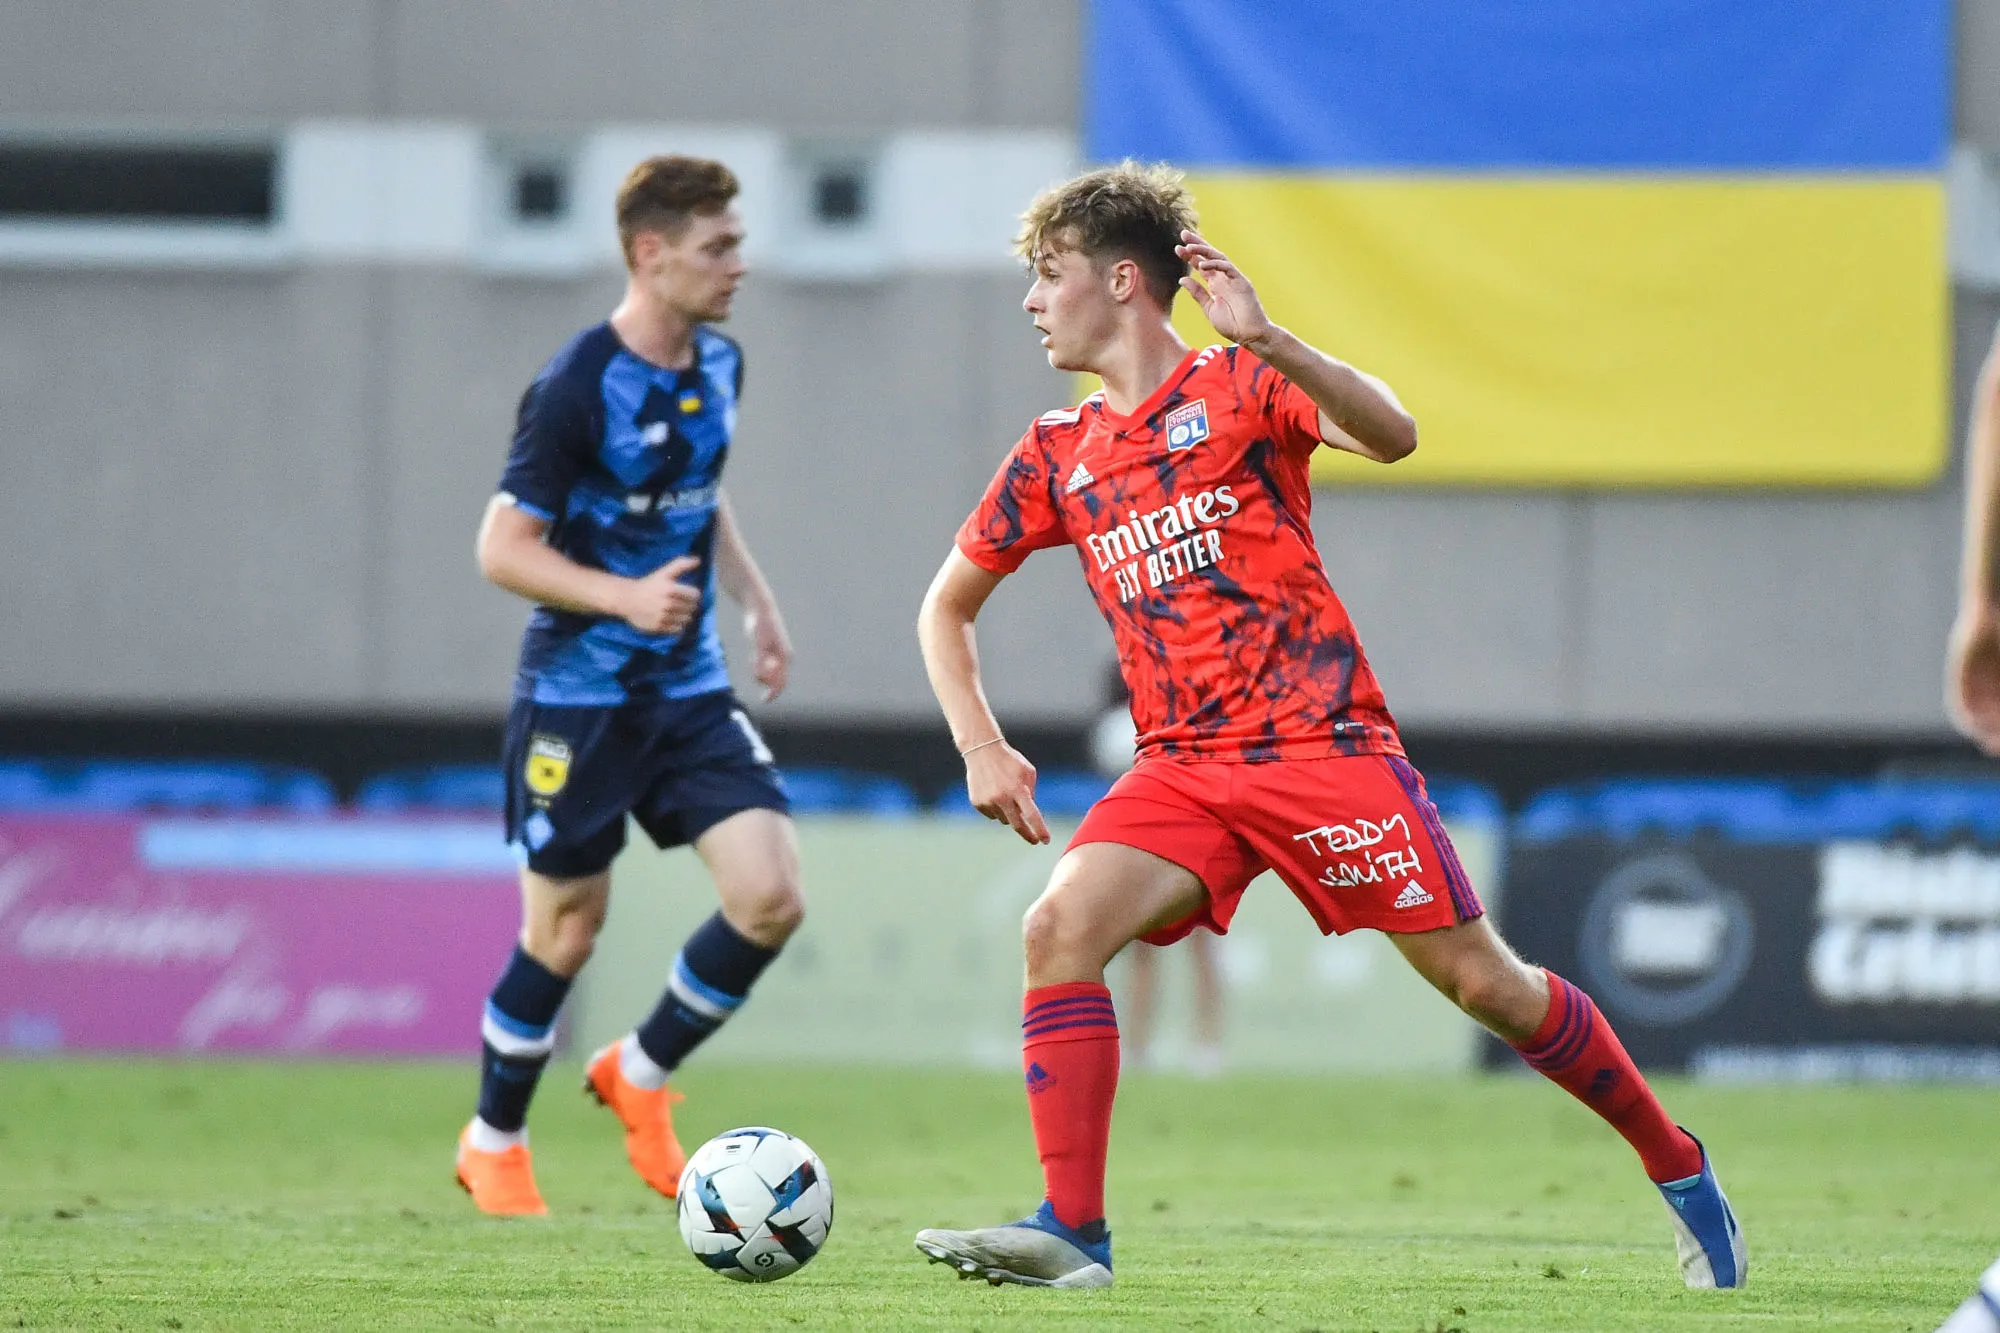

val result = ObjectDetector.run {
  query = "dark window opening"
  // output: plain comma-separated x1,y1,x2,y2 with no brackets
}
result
0,145,276,222
811,165,867,227
511,164,567,222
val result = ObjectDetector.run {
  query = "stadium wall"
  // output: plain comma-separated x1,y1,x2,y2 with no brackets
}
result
0,1,1997,735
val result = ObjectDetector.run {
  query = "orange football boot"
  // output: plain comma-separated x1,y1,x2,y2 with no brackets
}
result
584,1041,688,1198
455,1125,548,1216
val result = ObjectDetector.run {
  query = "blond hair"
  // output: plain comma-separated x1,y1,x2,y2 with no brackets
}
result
1015,161,1196,307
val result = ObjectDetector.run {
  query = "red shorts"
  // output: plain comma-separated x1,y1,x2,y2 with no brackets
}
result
1069,753,1485,944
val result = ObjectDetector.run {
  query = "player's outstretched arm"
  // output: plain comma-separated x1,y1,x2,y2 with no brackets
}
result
918,550,1050,845
476,495,701,636
1175,230,1418,464
1949,323,2000,754
713,490,792,702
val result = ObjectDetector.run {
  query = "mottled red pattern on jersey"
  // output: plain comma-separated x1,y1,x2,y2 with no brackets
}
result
958,345,1403,762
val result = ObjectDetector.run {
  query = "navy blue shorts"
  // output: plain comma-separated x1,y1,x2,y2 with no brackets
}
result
503,689,791,878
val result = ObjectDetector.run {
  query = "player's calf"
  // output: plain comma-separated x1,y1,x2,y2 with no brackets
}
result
1010,845,1205,1252
1392,919,1743,1284
1396,924,1703,1177
628,910,785,1074
1391,916,1546,1039
469,943,573,1151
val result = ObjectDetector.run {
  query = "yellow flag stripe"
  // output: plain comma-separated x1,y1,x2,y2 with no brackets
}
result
1154,174,1947,487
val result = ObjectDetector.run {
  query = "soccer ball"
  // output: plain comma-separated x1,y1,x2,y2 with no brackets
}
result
676,1126,833,1282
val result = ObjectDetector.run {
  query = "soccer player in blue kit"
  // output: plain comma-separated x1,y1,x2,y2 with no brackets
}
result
455,156,803,1215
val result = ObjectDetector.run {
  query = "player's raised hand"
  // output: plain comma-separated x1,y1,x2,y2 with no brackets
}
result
1176,230,1275,349
965,741,1051,845
744,599,792,702
620,555,703,635
1948,607,2000,755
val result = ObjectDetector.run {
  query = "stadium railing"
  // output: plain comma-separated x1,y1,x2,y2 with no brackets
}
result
351,763,922,818
1421,775,1506,827
1515,777,2000,843
353,764,506,813
936,771,1507,825
779,767,920,816
934,768,1115,820
0,758,337,813
0,759,62,808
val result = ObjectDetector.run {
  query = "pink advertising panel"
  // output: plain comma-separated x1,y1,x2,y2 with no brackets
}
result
0,816,518,1054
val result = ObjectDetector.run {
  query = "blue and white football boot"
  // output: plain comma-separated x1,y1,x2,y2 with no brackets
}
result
1655,1131,1746,1289
1935,1254,2000,1333
914,1201,1113,1288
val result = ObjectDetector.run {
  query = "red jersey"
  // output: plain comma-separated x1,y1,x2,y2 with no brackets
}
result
957,344,1403,763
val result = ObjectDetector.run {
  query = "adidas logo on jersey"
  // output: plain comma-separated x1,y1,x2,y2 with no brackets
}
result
1393,882,1434,909
1065,462,1095,493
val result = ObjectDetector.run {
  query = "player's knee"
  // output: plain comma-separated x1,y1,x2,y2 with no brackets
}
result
1020,893,1059,959
729,878,805,948
1447,963,1504,1023
1450,955,1540,1033
1021,891,1092,973
525,911,601,976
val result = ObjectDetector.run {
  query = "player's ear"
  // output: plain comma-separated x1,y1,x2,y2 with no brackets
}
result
1107,257,1139,304
628,229,665,272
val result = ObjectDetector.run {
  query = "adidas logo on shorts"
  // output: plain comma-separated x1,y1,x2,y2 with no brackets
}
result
1392,882,1434,909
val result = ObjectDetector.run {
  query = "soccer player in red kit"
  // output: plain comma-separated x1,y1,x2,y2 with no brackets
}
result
912,163,1745,1291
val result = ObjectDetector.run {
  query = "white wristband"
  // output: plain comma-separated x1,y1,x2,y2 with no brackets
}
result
959,737,1004,758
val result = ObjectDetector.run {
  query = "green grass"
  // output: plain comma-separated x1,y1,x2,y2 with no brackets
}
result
0,1061,1989,1331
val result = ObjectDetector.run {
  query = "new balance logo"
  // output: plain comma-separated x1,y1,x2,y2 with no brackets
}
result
1392,882,1434,909
1065,462,1095,493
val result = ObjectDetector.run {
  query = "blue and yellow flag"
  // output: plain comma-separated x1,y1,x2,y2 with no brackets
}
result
1088,1,1951,486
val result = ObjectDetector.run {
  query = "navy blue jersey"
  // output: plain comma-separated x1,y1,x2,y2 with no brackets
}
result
498,322,742,706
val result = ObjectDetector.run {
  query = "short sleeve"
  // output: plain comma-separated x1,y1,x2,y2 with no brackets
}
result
955,429,1069,575
1237,350,1323,459
497,376,593,521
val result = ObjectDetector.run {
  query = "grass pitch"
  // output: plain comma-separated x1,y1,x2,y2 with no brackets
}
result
1,1060,1990,1331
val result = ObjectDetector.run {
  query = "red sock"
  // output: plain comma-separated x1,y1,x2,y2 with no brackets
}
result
1021,981,1121,1229
1512,970,1702,1183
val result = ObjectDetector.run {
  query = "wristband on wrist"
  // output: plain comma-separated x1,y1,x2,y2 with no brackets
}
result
959,736,1004,758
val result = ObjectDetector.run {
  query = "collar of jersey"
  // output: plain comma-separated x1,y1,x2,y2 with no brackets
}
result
1098,346,1202,435
606,320,701,379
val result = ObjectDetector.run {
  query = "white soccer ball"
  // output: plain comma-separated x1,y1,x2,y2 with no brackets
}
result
676,1126,833,1282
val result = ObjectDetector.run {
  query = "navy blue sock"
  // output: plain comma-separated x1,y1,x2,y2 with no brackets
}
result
476,945,572,1132
634,913,780,1073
